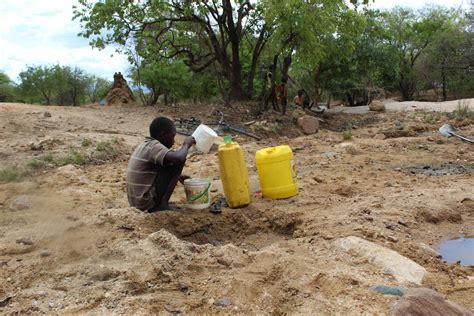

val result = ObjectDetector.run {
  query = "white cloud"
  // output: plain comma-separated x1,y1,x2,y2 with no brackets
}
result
0,0,129,82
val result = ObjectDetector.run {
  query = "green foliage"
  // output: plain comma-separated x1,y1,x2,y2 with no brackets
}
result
94,138,122,161
0,166,18,182
342,123,353,140
82,138,93,147
27,159,42,170
57,150,86,166
17,64,109,106
40,153,55,162
453,100,473,121
422,112,442,124
86,76,111,103
0,71,17,102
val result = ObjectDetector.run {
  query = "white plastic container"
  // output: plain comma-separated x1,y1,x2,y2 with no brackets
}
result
183,178,211,209
192,124,218,153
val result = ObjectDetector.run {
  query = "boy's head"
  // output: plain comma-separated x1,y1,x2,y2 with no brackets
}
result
149,117,176,148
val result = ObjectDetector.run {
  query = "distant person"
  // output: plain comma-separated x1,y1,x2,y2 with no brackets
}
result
277,77,288,114
294,90,304,107
127,117,195,212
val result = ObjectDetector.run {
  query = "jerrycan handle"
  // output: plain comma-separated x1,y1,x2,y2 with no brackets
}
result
266,147,276,154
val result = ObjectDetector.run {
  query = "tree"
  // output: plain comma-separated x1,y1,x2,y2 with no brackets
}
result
19,66,56,105
383,7,452,101
416,9,474,100
73,0,270,102
86,76,111,103
18,64,96,106
0,72,16,102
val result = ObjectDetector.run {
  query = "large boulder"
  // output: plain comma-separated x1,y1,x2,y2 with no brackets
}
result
369,100,386,112
297,115,319,135
390,288,473,316
334,236,427,285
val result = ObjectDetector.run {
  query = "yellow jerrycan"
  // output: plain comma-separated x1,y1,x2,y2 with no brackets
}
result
218,136,251,208
255,145,298,199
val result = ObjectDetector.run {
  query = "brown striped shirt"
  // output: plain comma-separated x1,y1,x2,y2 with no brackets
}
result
126,137,170,210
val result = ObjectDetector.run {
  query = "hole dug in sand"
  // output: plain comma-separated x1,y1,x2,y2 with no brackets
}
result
148,206,301,251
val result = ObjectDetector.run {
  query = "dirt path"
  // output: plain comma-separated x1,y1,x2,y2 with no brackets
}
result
328,98,474,114
0,102,473,314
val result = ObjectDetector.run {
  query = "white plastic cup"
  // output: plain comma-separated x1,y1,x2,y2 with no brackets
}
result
192,124,218,153
184,178,211,209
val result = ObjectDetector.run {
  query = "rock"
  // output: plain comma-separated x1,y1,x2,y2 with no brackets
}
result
177,281,189,291
40,250,51,257
57,164,80,176
297,115,319,135
369,100,386,112
0,296,13,307
90,268,120,281
323,151,337,158
371,285,406,297
9,195,31,211
43,111,51,118
334,236,427,285
386,223,397,230
78,176,91,185
16,237,34,245
418,242,440,257
390,288,473,316
214,298,232,307
387,236,399,243
30,142,43,151
374,133,387,140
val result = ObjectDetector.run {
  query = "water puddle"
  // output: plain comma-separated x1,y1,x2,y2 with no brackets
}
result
399,163,474,176
439,237,474,266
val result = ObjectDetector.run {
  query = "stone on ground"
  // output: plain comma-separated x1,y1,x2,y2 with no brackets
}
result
9,195,31,211
369,100,386,112
334,236,427,285
297,115,319,135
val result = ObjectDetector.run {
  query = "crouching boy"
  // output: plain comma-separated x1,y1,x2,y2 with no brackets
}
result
127,117,195,211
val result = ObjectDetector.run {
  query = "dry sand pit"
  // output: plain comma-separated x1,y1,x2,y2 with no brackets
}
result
0,102,473,314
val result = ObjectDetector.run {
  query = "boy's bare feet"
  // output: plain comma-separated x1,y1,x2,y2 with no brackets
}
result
151,203,183,212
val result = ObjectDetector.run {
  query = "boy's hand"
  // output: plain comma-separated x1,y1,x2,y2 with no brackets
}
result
179,175,190,184
184,136,196,147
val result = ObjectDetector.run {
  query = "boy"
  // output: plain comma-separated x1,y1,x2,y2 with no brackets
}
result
127,117,195,212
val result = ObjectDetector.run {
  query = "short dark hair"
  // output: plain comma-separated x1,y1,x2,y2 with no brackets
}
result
149,117,174,139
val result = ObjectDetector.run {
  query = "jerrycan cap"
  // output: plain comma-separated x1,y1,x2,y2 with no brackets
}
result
223,135,233,145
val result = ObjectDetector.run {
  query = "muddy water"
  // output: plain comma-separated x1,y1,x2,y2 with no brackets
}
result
439,237,474,266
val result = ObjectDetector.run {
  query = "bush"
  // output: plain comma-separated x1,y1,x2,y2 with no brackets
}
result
342,123,353,140
58,150,86,166
27,159,42,170
0,166,18,182
40,153,54,162
82,138,92,147
453,100,472,121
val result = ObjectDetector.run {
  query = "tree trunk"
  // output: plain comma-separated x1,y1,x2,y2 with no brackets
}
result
441,61,447,101
262,54,279,112
223,0,244,102
313,66,322,104
246,25,268,99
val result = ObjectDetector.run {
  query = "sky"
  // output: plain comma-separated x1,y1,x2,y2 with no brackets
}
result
0,0,471,83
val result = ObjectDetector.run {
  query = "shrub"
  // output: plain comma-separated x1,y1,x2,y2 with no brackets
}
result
82,138,92,147
0,166,18,182
342,123,353,140
453,100,472,121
